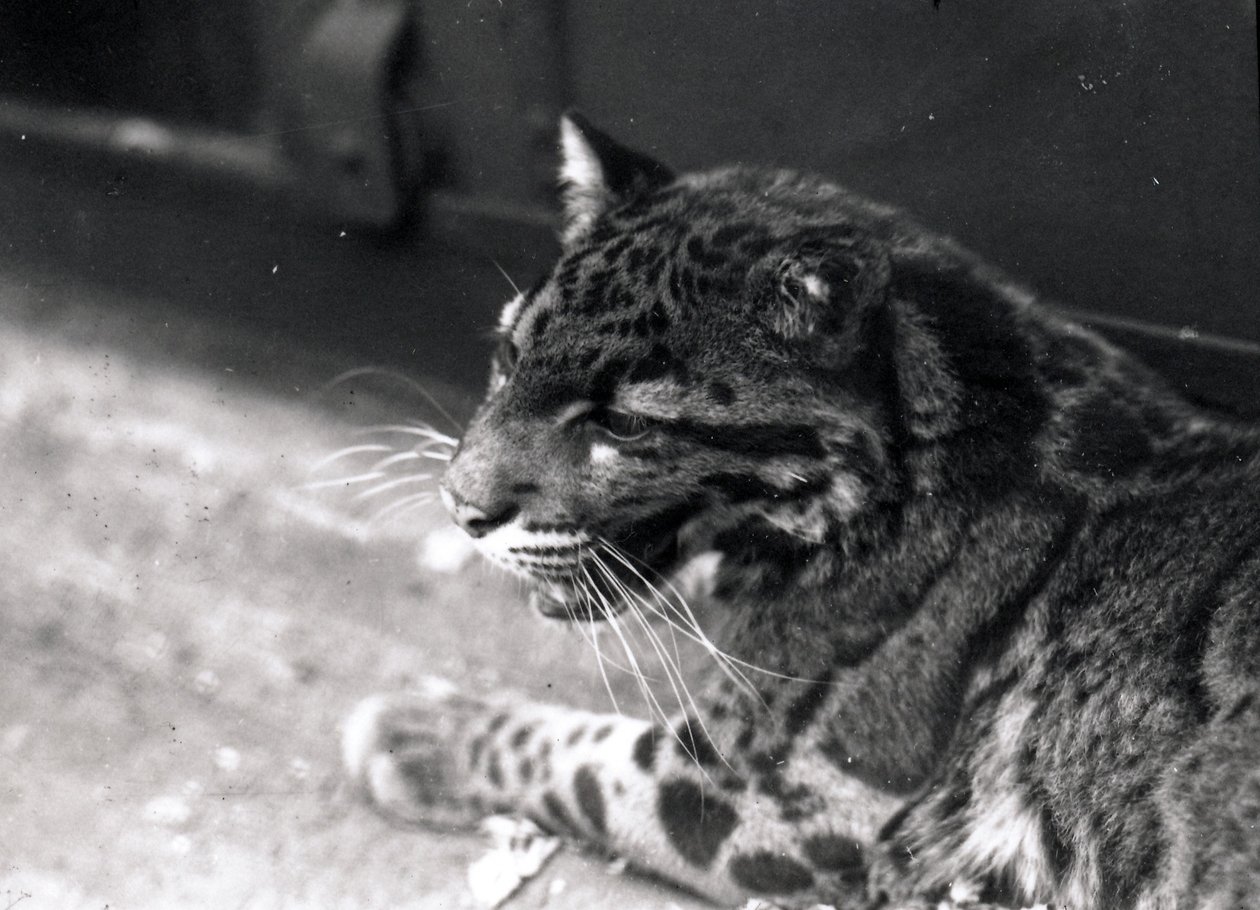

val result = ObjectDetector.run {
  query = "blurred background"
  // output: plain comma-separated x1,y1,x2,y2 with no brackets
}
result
0,2,1256,908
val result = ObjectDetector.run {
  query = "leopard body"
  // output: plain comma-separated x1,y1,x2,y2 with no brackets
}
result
344,114,1260,909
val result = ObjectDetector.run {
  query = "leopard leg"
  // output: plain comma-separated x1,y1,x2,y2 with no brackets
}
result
343,685,902,908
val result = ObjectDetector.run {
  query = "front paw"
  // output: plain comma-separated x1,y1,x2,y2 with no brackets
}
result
342,683,488,830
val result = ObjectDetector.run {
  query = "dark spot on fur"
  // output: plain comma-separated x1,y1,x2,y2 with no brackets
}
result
817,736,927,797
658,778,739,868
592,724,614,743
530,309,552,340
739,234,778,259
671,419,826,459
537,740,553,781
626,245,652,272
487,749,504,788
468,734,487,766
674,717,721,767
649,299,670,333
486,713,510,734
801,833,863,871
510,725,535,748
580,285,605,315
667,266,684,304
685,235,729,270
604,236,633,260
576,348,601,371
395,755,442,803
574,765,607,836
707,380,735,406
611,284,636,311
628,343,686,384
699,472,784,504
542,791,576,834
566,726,586,747
728,851,815,893
711,223,757,247
633,726,659,772
784,672,834,736
1223,692,1256,723
1039,802,1073,878
518,757,534,782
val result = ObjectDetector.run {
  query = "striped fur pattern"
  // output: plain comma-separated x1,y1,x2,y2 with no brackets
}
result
344,114,1260,908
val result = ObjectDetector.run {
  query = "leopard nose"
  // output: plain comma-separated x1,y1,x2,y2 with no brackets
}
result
440,486,519,538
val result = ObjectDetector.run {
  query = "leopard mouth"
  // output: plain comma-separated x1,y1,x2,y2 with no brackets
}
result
526,525,683,620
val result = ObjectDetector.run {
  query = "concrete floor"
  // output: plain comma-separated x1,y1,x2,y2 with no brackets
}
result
0,263,715,909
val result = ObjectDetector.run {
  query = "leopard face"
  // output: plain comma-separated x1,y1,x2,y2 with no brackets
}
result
441,122,901,619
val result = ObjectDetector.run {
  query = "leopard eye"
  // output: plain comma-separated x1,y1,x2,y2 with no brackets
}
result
588,406,654,442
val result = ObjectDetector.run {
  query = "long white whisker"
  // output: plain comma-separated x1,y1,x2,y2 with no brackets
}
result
588,556,725,781
580,561,670,726
575,567,620,716
369,451,422,470
419,450,453,462
598,539,818,687
357,424,459,446
596,540,758,697
368,491,437,524
323,367,462,434
353,473,434,501
597,559,699,723
587,559,666,712
302,471,386,490
309,444,393,472
491,258,522,296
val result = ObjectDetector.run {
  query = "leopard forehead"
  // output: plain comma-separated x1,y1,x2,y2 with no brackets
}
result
498,174,878,409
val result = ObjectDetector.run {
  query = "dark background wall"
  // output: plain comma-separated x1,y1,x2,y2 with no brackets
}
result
422,0,1260,340
0,0,1256,404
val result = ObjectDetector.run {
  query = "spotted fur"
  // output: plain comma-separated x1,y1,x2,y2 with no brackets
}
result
345,114,1260,908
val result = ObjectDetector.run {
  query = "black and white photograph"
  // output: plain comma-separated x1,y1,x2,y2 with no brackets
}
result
1,2,1258,908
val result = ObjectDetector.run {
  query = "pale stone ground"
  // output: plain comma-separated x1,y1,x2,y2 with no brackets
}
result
0,276,713,910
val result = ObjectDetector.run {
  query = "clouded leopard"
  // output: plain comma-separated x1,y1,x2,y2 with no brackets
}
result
342,113,1260,909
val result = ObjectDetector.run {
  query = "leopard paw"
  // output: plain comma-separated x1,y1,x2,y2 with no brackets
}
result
341,683,488,830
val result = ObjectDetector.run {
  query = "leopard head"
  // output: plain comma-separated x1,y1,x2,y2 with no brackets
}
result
441,114,965,619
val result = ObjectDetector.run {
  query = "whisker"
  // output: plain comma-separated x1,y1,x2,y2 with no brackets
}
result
309,444,393,472
580,561,668,725
368,451,422,470
353,473,434,501
322,367,462,434
575,568,621,716
596,540,758,696
302,471,386,491
357,424,459,446
596,558,700,725
419,450,453,462
368,491,437,524
490,258,523,296
589,554,728,776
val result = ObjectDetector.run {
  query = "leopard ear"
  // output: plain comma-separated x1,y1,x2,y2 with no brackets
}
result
772,234,891,340
558,112,674,246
